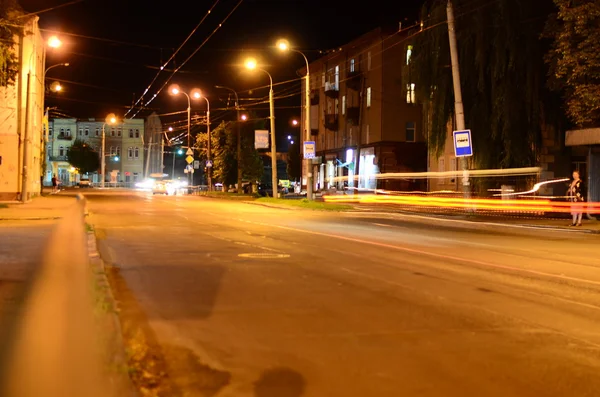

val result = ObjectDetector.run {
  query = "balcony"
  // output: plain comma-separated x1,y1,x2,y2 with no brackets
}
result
324,82,339,98
324,114,338,131
57,134,72,140
346,106,360,125
49,155,68,162
346,70,363,91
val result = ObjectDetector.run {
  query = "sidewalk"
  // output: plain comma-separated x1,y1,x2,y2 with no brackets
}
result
0,190,77,220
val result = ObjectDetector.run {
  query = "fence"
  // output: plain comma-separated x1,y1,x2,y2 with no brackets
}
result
0,195,108,397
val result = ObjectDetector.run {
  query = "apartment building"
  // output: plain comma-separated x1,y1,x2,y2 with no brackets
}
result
46,118,145,185
300,27,426,191
0,16,44,201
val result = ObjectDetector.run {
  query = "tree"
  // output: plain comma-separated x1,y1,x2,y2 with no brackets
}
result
0,0,22,87
413,0,561,170
195,121,263,186
545,0,600,127
67,139,100,175
286,140,301,181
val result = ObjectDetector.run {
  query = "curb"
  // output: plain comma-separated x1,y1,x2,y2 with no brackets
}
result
87,231,138,396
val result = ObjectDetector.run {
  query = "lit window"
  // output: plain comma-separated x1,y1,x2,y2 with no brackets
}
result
406,83,416,104
406,121,416,142
350,59,355,73
406,45,413,65
366,87,372,108
342,95,346,115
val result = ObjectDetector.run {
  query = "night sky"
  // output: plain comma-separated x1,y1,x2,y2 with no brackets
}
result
20,0,422,140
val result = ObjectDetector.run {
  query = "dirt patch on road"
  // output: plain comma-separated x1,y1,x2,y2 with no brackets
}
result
105,265,230,397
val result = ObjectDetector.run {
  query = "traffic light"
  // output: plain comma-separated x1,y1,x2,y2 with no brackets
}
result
177,149,183,155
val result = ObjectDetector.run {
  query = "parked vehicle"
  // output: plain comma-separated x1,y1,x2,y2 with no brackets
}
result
79,178,92,188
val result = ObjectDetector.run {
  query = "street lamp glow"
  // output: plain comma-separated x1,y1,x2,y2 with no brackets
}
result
276,39,289,51
50,81,62,92
168,126,173,132
169,84,181,95
177,149,183,155
292,119,298,126
114,156,120,161
106,113,117,124
288,135,291,139
244,57,257,70
47,35,62,48
191,88,202,99
240,114,248,121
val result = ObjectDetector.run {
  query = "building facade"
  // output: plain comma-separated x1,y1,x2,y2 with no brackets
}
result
301,27,426,191
46,118,145,185
0,16,44,201
144,113,164,176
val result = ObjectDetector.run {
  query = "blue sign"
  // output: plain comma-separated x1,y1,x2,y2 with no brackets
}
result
206,159,213,168
453,129,473,157
303,141,316,159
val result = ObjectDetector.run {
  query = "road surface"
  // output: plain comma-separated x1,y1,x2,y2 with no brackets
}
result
84,190,600,397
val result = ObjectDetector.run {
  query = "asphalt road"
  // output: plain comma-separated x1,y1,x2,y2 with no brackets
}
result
84,190,600,397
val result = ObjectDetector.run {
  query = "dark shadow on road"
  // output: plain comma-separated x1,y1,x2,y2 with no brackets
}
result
254,367,306,397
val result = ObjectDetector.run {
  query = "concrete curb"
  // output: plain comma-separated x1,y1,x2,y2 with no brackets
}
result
0,217,62,221
87,231,138,396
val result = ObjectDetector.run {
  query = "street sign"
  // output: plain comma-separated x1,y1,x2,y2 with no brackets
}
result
206,159,213,168
303,141,316,159
186,155,194,164
186,148,193,155
193,160,200,169
453,129,473,157
254,130,269,149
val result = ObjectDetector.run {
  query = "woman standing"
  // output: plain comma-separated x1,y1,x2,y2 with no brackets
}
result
568,171,585,226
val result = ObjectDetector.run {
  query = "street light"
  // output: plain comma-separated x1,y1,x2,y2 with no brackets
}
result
276,39,313,200
169,84,202,187
190,89,212,191
47,35,62,49
101,113,117,189
244,57,278,197
168,126,173,132
215,85,243,194
50,81,62,92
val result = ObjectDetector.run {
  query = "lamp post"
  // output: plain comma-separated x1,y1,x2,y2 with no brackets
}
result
172,148,183,179
44,62,69,81
168,84,193,186
191,89,212,191
277,39,312,200
101,114,117,189
215,85,243,194
244,57,278,197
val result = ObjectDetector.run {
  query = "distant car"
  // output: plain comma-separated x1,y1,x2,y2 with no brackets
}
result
152,180,177,195
79,178,92,188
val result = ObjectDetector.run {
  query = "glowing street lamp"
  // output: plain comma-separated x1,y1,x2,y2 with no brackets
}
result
243,57,278,197
168,126,173,132
168,84,205,187
292,119,298,126
240,114,248,121
47,35,62,49
50,81,62,92
276,38,313,199
101,113,118,189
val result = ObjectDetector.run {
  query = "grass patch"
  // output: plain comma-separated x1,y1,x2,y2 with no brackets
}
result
198,191,259,200
0,203,8,208
255,197,353,211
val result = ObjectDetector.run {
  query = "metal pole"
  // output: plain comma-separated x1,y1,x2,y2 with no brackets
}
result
186,97,191,186
303,58,313,200
144,136,152,179
101,124,105,188
447,0,470,198
172,150,176,179
268,78,278,197
21,72,31,202
235,94,242,194
206,99,212,191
